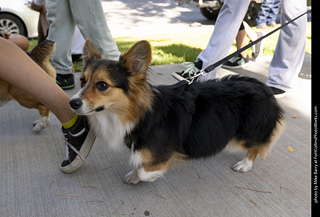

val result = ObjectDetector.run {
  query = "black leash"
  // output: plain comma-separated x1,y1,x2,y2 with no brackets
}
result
182,10,310,85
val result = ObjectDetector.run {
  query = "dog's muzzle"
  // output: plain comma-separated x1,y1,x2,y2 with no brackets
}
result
69,98,83,110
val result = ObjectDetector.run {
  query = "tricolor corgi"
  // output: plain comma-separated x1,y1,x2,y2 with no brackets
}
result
70,39,284,184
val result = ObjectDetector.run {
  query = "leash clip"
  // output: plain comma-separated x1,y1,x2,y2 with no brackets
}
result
187,69,207,85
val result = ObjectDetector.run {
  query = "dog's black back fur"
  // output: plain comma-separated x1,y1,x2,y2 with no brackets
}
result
126,75,284,164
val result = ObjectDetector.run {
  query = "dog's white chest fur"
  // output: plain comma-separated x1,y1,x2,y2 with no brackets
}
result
88,111,134,151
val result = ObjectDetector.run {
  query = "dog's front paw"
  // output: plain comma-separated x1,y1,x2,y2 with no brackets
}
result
123,169,141,185
232,157,253,173
32,116,49,132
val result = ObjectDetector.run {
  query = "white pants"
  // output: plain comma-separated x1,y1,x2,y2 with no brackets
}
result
197,0,251,81
198,0,307,91
46,0,121,75
266,0,307,91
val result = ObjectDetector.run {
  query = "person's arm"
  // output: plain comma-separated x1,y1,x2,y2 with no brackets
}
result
0,38,74,123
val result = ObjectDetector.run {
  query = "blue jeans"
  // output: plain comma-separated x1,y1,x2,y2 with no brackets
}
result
256,0,281,26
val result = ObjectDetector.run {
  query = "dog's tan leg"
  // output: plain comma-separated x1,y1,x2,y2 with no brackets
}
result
33,105,50,132
232,148,259,173
124,149,171,184
140,161,170,181
124,148,172,184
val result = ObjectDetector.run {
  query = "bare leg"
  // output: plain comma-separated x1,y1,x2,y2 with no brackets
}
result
0,38,74,123
235,21,258,58
236,29,248,58
243,21,258,42
31,1,49,43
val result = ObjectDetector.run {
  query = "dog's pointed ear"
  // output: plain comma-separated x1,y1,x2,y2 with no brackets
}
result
82,38,101,65
121,40,151,74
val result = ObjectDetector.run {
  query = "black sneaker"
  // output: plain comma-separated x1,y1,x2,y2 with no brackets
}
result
269,87,288,99
270,87,288,99
60,116,96,173
172,59,203,81
252,31,265,60
222,54,250,69
72,54,82,62
56,73,75,90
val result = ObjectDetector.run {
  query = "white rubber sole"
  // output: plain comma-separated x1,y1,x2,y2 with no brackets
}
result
60,129,96,174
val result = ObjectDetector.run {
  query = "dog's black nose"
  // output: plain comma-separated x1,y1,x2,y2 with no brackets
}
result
69,98,83,110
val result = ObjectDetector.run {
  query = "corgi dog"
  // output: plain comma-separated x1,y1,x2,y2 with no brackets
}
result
0,40,56,132
70,39,284,184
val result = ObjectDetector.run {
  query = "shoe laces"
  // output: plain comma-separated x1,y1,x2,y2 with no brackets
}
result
181,62,200,78
61,129,85,162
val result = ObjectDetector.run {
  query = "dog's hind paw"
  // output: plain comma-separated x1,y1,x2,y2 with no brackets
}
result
232,157,253,173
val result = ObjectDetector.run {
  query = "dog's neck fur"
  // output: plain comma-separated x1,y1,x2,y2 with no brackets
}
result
88,110,135,151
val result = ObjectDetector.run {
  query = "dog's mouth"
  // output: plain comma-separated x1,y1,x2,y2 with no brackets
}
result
94,105,105,112
72,109,95,116
70,107,105,116
69,98,105,115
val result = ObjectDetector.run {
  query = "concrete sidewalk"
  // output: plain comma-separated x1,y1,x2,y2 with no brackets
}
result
0,53,311,216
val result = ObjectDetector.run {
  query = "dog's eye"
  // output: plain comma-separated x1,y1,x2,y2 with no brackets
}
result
95,81,110,91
